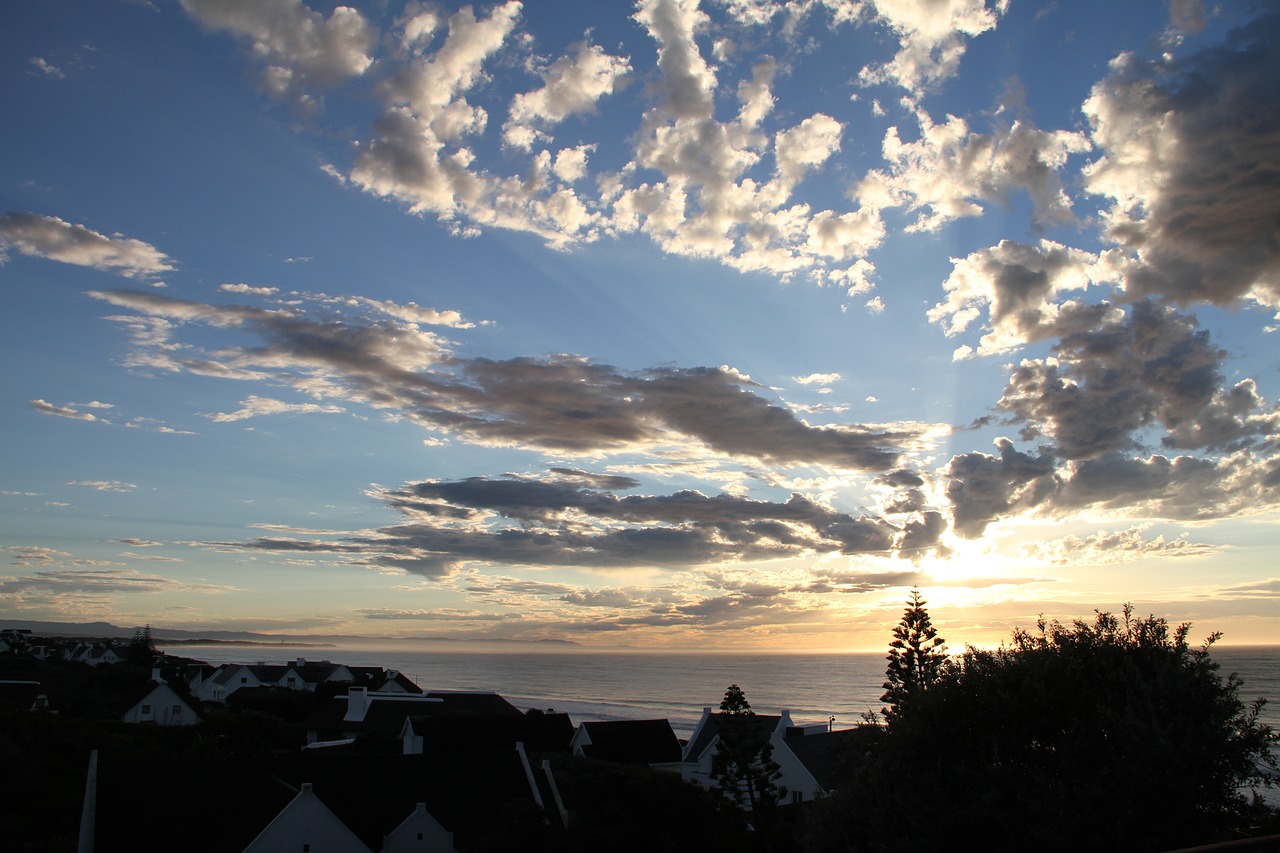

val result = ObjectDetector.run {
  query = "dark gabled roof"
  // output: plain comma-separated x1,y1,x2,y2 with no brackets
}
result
781,727,880,790
290,663,345,683
410,712,574,754
246,664,289,682
117,679,199,718
382,671,424,693
579,719,682,765
95,757,299,851
92,751,545,852
346,666,424,694
301,694,442,736
210,663,251,685
288,751,540,849
0,680,47,711
685,713,782,763
423,691,523,717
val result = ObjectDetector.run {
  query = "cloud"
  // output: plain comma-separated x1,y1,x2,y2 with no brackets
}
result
1166,0,1206,36
213,468,959,578
504,40,631,150
0,212,173,279
207,395,345,423
90,288,935,470
945,438,1058,538
220,283,278,296
28,57,64,78
929,240,1113,357
1018,524,1218,565
857,0,1008,97
0,567,226,595
858,99,1090,235
354,608,519,622
180,0,376,106
29,400,106,422
1082,14,1280,312
67,480,137,492
795,372,842,385
996,301,1276,460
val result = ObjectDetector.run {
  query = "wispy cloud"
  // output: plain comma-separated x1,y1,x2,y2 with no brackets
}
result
0,212,173,279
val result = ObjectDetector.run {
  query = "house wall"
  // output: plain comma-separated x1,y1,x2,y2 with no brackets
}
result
122,684,198,726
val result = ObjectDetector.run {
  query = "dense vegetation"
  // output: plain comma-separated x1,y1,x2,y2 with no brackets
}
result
806,601,1280,851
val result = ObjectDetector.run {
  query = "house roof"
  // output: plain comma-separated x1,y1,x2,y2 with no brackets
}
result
0,680,47,712
289,663,346,684
118,679,199,718
304,690,524,736
92,751,548,851
685,713,783,763
781,727,880,790
423,691,523,716
347,665,424,693
409,711,574,754
577,719,682,765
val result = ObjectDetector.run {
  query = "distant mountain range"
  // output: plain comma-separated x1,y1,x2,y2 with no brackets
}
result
0,619,580,647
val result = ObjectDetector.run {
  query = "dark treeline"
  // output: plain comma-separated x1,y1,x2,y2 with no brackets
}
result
802,594,1280,851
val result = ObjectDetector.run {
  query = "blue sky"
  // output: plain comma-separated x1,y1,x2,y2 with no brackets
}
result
2,0,1277,650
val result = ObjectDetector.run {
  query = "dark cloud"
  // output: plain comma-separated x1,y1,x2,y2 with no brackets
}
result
1084,13,1280,309
945,439,1058,538
998,301,1272,460
217,472,934,577
547,468,641,491
91,290,924,471
804,567,923,594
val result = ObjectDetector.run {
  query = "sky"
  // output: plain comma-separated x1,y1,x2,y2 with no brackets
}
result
1,0,1277,652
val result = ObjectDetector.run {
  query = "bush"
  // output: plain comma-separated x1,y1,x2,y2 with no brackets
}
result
808,607,1278,852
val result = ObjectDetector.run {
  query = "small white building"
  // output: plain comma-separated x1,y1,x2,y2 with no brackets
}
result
382,802,455,852
121,671,199,726
243,783,371,853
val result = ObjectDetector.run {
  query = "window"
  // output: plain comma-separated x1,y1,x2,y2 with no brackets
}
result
287,677,296,687
172,705,183,715
141,704,151,715
240,677,248,684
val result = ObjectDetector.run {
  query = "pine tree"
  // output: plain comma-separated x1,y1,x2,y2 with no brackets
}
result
712,684,786,815
127,623,159,665
881,589,947,722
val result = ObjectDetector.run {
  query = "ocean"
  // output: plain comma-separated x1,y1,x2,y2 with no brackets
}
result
173,642,1280,738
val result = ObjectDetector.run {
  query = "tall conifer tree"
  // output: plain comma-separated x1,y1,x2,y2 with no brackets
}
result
713,684,785,815
881,589,947,722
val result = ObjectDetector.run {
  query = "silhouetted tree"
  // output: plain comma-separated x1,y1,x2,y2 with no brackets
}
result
809,606,1279,851
881,588,946,722
713,684,786,818
126,624,158,665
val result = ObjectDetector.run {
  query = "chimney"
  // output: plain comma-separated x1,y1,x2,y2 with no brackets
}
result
344,687,370,721
295,657,306,667
151,667,163,684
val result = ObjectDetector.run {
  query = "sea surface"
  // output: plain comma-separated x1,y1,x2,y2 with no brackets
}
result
173,642,1280,738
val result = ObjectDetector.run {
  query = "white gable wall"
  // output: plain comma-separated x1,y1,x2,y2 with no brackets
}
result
243,784,371,853
382,803,455,853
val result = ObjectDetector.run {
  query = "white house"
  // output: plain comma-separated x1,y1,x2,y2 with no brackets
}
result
121,674,199,726
382,802,455,852
67,643,122,667
242,783,371,853
682,706,842,805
